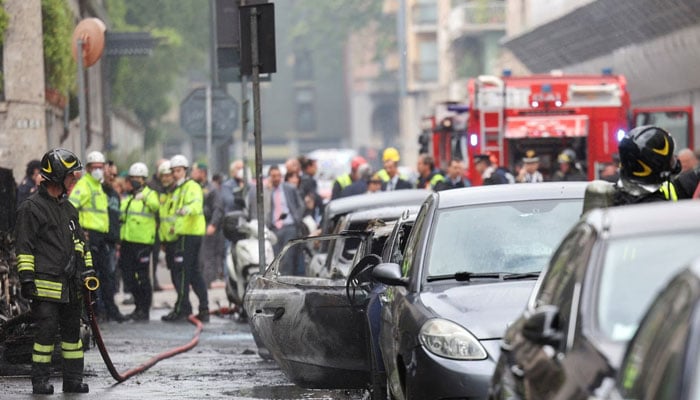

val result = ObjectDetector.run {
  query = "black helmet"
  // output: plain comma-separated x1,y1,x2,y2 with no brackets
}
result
618,125,677,184
40,148,83,184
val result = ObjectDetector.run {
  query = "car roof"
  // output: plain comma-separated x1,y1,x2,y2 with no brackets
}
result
583,199,700,238
324,189,430,219
345,205,421,224
433,182,589,209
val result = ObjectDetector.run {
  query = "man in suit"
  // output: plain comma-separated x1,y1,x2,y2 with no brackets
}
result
434,159,470,191
264,165,304,275
381,156,412,191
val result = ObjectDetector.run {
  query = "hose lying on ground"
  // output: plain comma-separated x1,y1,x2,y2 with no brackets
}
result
84,283,206,383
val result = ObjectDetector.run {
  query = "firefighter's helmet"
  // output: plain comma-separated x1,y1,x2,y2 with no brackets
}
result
557,149,577,164
40,148,83,184
351,156,368,170
158,160,172,175
619,125,678,184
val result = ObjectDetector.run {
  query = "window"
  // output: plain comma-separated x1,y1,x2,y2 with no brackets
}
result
401,200,431,278
416,40,438,82
293,49,313,81
295,88,316,132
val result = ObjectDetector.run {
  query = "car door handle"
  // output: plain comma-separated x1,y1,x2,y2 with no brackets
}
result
255,307,285,321
510,364,524,378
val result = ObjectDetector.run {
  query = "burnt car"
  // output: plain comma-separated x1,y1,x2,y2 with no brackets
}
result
307,205,420,278
374,182,587,400
320,189,429,235
244,210,415,397
599,256,700,400
490,200,700,400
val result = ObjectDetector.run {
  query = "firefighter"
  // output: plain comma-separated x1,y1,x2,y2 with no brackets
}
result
156,161,180,304
611,125,680,205
416,154,445,190
68,150,124,322
162,154,209,322
118,162,160,321
552,149,587,181
15,148,94,394
331,155,367,199
584,126,681,212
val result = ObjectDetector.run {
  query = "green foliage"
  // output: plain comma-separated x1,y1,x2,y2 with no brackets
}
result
0,0,10,44
106,0,209,148
42,0,75,93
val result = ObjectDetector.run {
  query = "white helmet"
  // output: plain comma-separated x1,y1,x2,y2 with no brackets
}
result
158,160,172,175
128,162,149,178
86,151,106,165
170,154,189,169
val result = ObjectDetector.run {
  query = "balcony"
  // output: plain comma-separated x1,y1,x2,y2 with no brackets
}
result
448,1,506,40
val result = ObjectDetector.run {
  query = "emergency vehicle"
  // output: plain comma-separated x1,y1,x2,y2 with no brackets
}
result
420,72,694,185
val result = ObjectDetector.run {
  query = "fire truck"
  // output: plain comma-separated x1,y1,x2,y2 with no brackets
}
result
419,72,694,185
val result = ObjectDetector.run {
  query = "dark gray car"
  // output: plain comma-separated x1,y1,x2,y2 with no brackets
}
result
373,182,587,400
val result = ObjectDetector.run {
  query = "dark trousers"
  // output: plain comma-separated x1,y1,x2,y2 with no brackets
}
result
31,284,84,384
118,242,153,315
172,235,209,315
273,224,303,276
151,235,161,289
88,231,120,318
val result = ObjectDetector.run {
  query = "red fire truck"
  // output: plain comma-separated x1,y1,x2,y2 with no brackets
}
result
420,72,694,185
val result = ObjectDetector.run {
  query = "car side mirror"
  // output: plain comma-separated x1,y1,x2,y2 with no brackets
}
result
522,305,563,347
371,263,408,287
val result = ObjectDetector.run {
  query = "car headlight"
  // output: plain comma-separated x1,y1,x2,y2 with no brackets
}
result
419,318,487,360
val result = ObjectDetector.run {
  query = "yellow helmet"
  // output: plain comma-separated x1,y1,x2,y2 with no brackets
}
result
383,147,400,163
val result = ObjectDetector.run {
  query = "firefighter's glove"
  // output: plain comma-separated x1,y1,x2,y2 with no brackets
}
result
176,207,189,216
21,281,37,299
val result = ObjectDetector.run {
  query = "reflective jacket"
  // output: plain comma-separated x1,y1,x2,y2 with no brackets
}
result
69,173,109,233
158,188,177,243
120,186,160,245
172,179,205,236
15,186,94,302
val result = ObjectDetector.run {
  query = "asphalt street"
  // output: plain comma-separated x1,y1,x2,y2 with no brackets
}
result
0,264,367,399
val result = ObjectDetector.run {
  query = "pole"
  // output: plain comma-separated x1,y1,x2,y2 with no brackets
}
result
241,0,250,183
206,84,213,169
77,39,87,162
251,7,265,268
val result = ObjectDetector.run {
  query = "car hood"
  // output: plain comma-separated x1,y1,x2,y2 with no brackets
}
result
420,280,536,340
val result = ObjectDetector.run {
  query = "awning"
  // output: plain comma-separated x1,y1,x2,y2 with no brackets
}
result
505,115,589,139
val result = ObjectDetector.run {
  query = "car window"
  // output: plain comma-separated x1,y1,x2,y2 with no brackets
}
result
619,277,694,400
401,202,431,277
533,225,593,343
426,199,582,276
597,232,700,341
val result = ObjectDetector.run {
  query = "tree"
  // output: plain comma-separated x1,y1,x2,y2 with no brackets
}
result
106,0,210,148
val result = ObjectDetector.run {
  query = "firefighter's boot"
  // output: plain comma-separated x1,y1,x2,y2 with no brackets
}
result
31,363,54,395
62,344,88,393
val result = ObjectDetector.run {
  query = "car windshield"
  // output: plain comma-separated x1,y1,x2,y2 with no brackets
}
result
426,199,582,278
597,232,700,342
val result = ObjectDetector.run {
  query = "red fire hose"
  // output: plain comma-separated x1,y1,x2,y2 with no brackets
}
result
82,279,235,383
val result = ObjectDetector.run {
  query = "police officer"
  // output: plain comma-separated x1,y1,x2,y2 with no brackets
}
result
162,155,209,322
15,148,95,394
119,162,160,321
156,161,180,304
68,151,124,322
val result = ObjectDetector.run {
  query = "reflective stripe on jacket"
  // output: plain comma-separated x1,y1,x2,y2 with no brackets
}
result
335,173,353,189
120,186,160,245
660,181,678,201
173,179,206,236
69,174,109,233
158,190,177,243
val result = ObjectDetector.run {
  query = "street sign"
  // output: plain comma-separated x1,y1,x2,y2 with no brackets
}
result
180,87,238,138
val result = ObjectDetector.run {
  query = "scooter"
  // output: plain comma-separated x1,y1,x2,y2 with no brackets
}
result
221,212,276,315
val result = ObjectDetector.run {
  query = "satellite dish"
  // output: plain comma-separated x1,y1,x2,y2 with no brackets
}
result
71,18,106,67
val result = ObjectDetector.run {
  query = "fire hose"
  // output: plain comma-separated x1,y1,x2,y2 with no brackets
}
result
82,277,216,383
